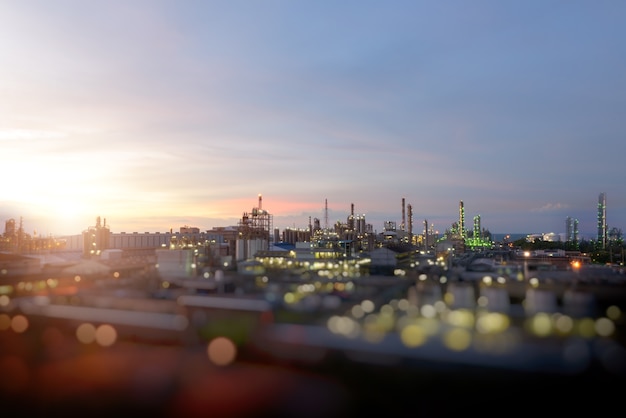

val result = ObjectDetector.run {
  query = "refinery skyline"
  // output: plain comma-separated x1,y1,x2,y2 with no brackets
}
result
2,2,625,238
1,193,620,242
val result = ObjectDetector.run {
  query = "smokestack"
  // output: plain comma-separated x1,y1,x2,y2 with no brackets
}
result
402,197,406,231
258,194,262,210
325,198,328,230
407,204,412,239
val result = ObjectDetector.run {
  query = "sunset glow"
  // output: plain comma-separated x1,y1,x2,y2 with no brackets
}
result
1,1,624,237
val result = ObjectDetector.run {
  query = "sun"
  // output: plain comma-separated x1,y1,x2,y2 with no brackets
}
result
50,198,87,220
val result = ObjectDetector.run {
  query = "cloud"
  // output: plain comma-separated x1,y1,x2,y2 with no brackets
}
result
531,203,569,213
0,129,67,141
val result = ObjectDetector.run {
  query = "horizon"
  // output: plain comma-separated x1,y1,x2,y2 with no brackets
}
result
1,195,610,241
2,2,625,239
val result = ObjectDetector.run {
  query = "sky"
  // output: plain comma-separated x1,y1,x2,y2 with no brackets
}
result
1,0,625,239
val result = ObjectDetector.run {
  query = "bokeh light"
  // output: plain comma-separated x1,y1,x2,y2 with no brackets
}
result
594,318,615,337
76,323,97,344
10,315,28,333
95,324,117,347
400,324,428,347
443,328,472,351
207,336,237,366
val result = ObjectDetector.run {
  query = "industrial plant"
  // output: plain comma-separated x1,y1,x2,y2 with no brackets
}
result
0,192,625,417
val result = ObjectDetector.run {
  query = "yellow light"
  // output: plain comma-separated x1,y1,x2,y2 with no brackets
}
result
578,318,596,338
283,292,295,304
446,309,475,328
400,324,427,347
606,305,621,321
443,328,472,351
528,313,552,337
476,312,510,334
594,317,614,337
362,314,386,343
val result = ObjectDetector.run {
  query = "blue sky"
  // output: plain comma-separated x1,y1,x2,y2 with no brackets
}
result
1,0,625,239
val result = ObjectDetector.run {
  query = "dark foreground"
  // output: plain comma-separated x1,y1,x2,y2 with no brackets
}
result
1,268,625,417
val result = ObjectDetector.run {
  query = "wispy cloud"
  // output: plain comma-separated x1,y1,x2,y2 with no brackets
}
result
531,203,569,213
0,129,67,141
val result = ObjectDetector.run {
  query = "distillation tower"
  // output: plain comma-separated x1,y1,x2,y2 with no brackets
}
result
237,194,273,260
